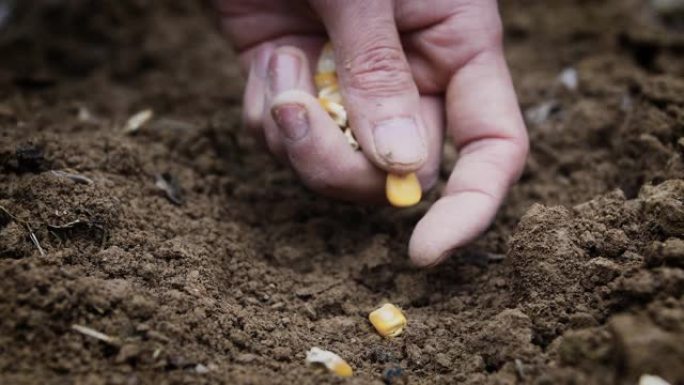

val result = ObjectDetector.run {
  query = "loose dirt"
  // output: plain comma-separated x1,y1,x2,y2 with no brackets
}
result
1,1,683,384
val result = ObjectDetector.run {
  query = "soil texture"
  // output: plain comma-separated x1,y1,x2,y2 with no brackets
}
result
1,1,683,384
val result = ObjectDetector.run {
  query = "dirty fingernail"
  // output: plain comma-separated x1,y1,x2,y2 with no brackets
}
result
272,103,309,141
253,44,275,79
372,117,426,166
269,52,301,94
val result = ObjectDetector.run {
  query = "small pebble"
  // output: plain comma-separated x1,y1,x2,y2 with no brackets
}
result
383,367,408,385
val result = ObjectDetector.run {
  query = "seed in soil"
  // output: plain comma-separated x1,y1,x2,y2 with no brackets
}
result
369,303,407,338
123,108,154,134
305,347,353,377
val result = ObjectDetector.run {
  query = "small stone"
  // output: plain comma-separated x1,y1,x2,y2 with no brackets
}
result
382,367,408,385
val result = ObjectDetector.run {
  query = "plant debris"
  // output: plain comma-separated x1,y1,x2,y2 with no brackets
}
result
51,170,93,185
0,205,45,256
123,109,154,134
515,359,526,380
71,324,119,346
47,218,107,247
155,172,185,205
525,100,561,125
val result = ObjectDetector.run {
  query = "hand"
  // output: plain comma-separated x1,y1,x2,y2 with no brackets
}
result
214,0,529,267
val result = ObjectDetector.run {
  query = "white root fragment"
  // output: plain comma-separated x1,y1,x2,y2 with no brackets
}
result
51,170,94,185
123,109,154,134
71,324,117,344
524,100,560,125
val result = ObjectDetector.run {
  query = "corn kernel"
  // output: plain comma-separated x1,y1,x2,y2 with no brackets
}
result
369,303,407,338
315,72,338,91
317,42,336,74
305,347,353,377
343,128,360,150
318,97,348,128
318,83,343,104
386,173,422,207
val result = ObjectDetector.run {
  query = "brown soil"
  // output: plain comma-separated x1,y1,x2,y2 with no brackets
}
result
1,1,683,384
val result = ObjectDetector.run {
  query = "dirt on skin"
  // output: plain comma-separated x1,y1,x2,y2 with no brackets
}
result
0,0,683,384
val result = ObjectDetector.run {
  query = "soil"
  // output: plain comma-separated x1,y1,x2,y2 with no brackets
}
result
1,1,683,384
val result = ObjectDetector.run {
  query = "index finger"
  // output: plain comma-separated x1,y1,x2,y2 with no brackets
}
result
409,37,529,267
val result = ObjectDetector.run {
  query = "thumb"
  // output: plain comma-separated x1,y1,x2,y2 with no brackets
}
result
310,0,427,173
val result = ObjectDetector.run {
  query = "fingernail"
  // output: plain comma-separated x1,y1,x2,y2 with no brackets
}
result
412,249,452,269
268,51,301,94
253,44,275,79
272,103,309,141
372,117,426,166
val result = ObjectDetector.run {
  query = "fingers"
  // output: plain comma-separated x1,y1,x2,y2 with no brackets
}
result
242,43,275,146
271,90,385,202
310,0,428,174
242,44,387,202
409,43,529,267
261,46,317,161
416,95,444,191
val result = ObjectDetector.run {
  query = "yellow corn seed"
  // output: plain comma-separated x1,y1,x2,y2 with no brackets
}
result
369,303,407,338
318,84,343,104
315,72,338,90
386,173,422,207
305,347,353,377
343,128,360,150
318,97,348,128
331,359,353,377
317,42,336,74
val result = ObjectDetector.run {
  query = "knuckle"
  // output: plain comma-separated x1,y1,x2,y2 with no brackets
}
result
454,0,503,48
424,4,503,71
344,44,415,97
477,18,503,51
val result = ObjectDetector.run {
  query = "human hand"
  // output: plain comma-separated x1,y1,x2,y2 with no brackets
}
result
214,0,529,267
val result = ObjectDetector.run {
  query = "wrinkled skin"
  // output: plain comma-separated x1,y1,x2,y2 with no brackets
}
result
214,0,529,267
